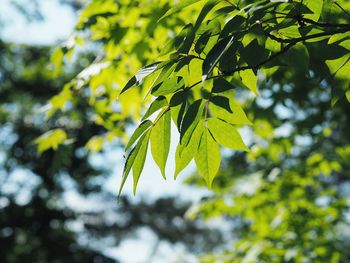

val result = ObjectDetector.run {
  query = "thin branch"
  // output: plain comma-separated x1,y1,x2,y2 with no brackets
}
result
334,1,350,18
300,17,350,28
185,24,350,95
267,25,350,43
270,10,350,28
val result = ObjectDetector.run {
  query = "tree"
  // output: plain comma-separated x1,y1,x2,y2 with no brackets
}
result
47,0,350,193
0,7,225,262
41,0,350,262
0,41,117,263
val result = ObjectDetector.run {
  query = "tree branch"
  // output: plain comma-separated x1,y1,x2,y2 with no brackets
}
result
267,25,350,44
334,1,350,18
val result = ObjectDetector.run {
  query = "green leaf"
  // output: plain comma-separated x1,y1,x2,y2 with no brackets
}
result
174,120,204,179
210,96,233,113
303,0,323,21
346,90,350,103
85,136,104,153
170,91,189,131
202,36,234,81
240,39,268,67
158,0,201,21
161,24,194,56
212,78,235,93
35,129,68,154
142,96,168,121
220,15,245,39
51,47,65,77
180,99,205,145
193,0,219,29
326,54,350,78
152,78,183,96
150,110,171,178
209,96,252,125
265,37,281,53
47,84,72,117
120,62,160,95
195,32,211,54
188,58,203,86
240,69,258,95
328,32,350,44
218,42,238,73
118,147,137,198
207,118,249,151
119,131,150,197
339,40,350,51
132,130,151,195
284,43,309,72
151,62,176,89
125,120,153,151
194,128,221,188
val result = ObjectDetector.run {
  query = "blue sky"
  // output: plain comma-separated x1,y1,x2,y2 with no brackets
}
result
0,0,76,44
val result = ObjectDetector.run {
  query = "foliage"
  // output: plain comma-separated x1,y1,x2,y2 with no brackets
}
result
39,1,350,261
0,42,115,262
0,42,224,262
47,0,350,195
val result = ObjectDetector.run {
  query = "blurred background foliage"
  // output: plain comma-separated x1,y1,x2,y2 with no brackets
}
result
0,1,225,262
1,0,350,262
0,34,225,263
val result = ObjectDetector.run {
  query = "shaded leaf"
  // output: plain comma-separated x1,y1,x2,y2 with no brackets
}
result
220,15,245,39
180,99,205,145
212,78,236,93
202,36,234,81
210,95,233,114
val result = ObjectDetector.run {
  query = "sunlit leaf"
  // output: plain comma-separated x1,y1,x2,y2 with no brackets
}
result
194,128,221,188
150,110,171,178
85,136,104,153
125,120,153,151
240,69,258,95
158,0,202,21
142,96,168,121
209,96,252,125
35,129,68,154
132,130,151,194
207,118,249,151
